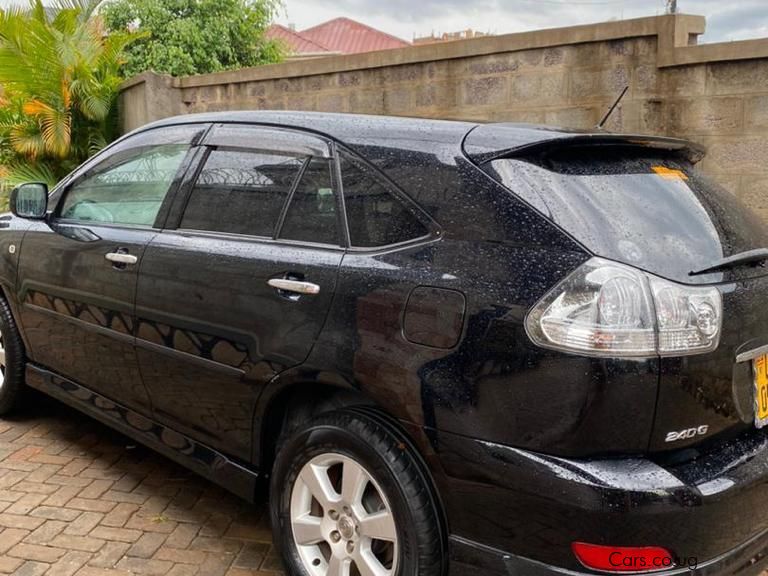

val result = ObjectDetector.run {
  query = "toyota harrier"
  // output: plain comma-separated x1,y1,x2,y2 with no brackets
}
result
2,111,768,576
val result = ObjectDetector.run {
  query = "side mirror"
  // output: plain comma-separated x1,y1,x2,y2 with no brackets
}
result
10,182,48,220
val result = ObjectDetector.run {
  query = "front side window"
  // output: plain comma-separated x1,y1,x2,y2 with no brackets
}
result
340,153,429,248
59,144,190,226
181,148,305,237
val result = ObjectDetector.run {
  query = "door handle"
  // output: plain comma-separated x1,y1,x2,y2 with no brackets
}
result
105,252,138,265
268,279,321,295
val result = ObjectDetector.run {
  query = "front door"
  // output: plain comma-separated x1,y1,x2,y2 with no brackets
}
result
16,124,205,414
134,124,344,461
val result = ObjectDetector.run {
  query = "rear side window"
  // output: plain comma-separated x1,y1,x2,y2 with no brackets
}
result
278,158,339,245
340,153,429,248
181,149,304,237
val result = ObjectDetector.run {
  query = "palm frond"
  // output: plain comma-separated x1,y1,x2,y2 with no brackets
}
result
0,160,58,188
9,123,46,159
86,126,107,155
0,0,125,181
51,0,106,22
22,99,72,157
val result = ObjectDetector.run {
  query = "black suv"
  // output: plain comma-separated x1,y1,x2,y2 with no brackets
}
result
3,111,768,576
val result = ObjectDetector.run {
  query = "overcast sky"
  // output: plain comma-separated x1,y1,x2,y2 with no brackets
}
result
1,0,764,44
278,0,768,44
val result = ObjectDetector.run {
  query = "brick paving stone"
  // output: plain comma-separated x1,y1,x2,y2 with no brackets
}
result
189,536,243,555
7,493,47,515
127,532,168,558
164,524,199,549
50,533,107,552
14,481,60,495
44,485,85,507
65,511,104,536
14,561,50,576
0,398,284,575
89,526,143,543
48,550,92,576
233,543,270,570
101,490,148,505
166,565,198,576
101,503,139,528
79,480,114,500
115,556,174,575
0,490,25,503
0,557,23,573
8,541,68,562
66,498,117,514
0,527,29,553
0,513,44,530
25,519,67,545
196,553,235,576
76,567,133,576
154,547,207,565
87,541,131,569
30,505,82,521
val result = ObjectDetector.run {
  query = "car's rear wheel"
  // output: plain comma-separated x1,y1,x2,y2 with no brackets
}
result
0,297,26,415
271,409,444,576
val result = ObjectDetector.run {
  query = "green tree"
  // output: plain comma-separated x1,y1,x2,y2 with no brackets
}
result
0,0,139,188
101,0,283,77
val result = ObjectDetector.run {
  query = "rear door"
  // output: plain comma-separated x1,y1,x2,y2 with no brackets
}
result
17,125,205,414
134,124,344,461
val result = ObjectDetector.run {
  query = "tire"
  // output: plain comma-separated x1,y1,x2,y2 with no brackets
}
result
0,297,26,415
271,408,445,576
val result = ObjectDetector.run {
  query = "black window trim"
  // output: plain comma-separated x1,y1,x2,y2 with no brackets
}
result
272,156,311,240
332,141,351,249
159,227,347,253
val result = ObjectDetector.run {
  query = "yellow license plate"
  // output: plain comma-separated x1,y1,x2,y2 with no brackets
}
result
755,355,768,427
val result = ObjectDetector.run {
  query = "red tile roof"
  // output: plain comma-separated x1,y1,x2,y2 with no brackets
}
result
299,17,410,55
266,24,332,55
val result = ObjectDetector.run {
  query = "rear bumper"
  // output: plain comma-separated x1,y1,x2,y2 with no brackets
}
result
433,427,768,575
448,530,768,576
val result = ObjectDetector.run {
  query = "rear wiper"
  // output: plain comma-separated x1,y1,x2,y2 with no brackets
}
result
689,248,768,276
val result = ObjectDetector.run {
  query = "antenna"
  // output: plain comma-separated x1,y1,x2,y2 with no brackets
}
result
596,85,629,130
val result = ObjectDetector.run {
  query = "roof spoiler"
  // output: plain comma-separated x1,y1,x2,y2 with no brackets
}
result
466,133,707,166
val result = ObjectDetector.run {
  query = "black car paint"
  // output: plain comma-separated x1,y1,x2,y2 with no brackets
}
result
2,111,768,576
18,221,153,412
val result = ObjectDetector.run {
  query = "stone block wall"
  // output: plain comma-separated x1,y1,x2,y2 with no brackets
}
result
119,14,768,219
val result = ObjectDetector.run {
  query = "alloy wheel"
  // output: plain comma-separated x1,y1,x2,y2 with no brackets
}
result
290,453,398,576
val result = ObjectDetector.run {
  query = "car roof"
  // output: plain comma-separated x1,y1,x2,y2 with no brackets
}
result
137,111,474,148
136,111,704,163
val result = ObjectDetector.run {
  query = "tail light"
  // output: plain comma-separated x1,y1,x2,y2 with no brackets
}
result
526,258,721,358
572,542,675,573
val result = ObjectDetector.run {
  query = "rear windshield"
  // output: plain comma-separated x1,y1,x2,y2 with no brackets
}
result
485,147,768,284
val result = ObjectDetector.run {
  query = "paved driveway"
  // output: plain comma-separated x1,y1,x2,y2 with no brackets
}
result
0,394,283,576
4,395,767,576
